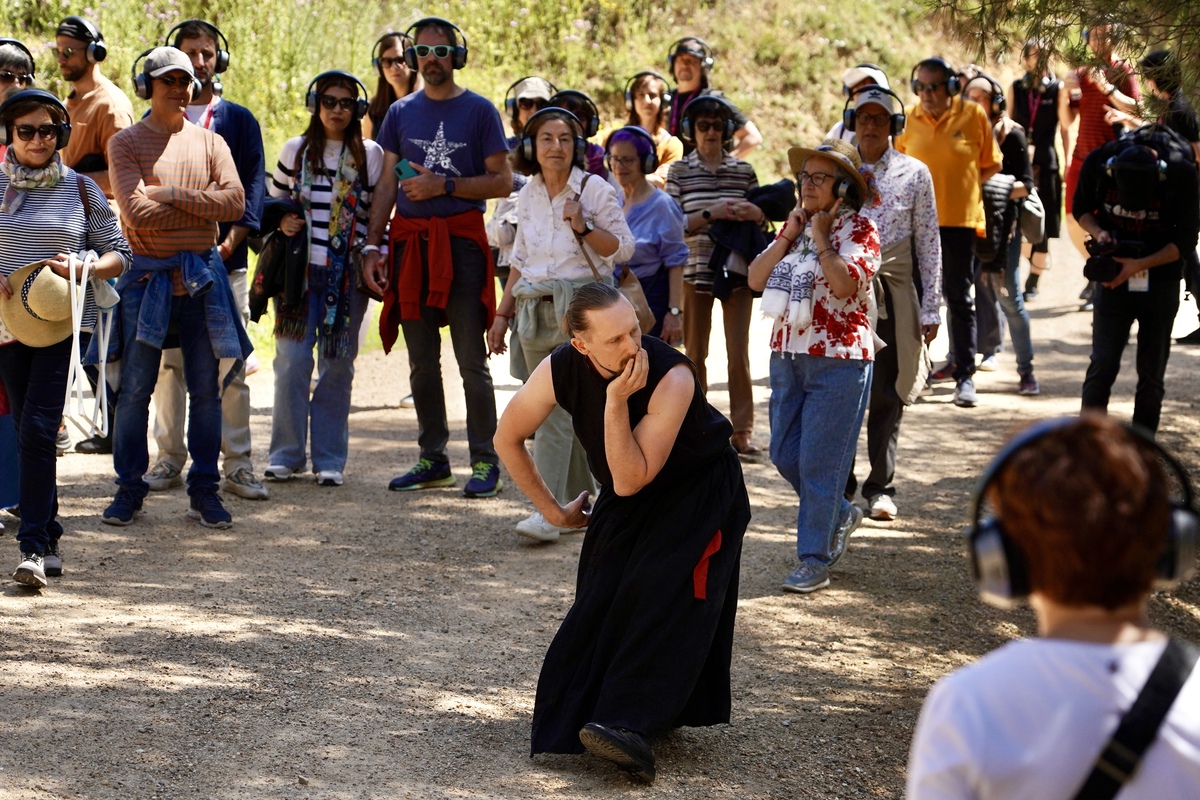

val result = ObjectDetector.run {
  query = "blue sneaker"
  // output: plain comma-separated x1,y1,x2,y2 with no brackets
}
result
781,562,830,594
388,458,455,492
187,492,233,529
102,490,143,526
463,461,502,498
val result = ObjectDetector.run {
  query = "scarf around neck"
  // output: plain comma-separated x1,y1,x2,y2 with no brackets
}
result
1,147,63,215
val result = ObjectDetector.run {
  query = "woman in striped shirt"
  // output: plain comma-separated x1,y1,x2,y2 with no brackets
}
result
0,89,130,587
266,72,383,488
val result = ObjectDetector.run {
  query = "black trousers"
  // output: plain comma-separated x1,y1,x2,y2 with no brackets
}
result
940,227,977,381
846,282,903,500
1081,275,1180,433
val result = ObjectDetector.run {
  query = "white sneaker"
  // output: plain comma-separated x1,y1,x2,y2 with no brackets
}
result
977,354,999,372
867,494,898,521
515,511,572,542
316,470,344,487
263,465,295,482
146,461,184,491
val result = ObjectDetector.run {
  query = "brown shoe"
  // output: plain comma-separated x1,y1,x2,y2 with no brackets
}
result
731,431,761,456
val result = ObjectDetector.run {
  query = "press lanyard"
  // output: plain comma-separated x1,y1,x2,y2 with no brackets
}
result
195,95,219,130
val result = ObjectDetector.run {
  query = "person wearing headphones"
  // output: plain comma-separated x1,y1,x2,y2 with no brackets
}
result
826,63,890,143
908,413,1200,798
664,37,761,158
665,95,764,456
364,32,421,141
54,16,134,200
894,57,1001,408
0,39,34,96
487,108,634,541
546,89,607,177
623,71,683,188
748,138,880,593
841,86,942,522
361,18,513,498
263,71,382,488
145,19,267,496
102,47,248,529
0,89,131,587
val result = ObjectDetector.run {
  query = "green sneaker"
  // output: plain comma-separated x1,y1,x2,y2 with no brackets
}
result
463,461,502,498
388,458,455,491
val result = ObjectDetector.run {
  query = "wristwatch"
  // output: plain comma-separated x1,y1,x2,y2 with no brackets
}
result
668,306,682,316
583,220,595,235
444,178,456,196
702,209,712,220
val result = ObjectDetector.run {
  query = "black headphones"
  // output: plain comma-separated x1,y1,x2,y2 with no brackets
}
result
667,37,714,73
1104,144,1169,181
910,57,961,96
841,62,885,97
0,89,71,149
520,107,587,165
546,89,600,138
504,75,557,119
402,17,468,71
0,39,35,79
971,72,1007,117
604,125,660,174
678,94,737,144
304,70,369,121
965,417,1199,608
371,32,411,77
58,15,107,63
624,70,673,111
131,48,203,101
842,85,907,136
166,19,230,74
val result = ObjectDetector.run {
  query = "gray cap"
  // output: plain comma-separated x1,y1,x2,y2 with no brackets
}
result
514,77,554,102
854,87,896,114
144,47,195,79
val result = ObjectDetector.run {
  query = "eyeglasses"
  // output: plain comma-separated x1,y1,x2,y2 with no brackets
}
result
51,46,78,61
517,97,546,111
913,80,948,93
797,171,836,187
609,155,641,168
379,56,405,70
320,94,357,111
0,71,31,86
693,120,724,133
14,124,59,142
156,75,192,88
413,44,454,59
856,111,892,127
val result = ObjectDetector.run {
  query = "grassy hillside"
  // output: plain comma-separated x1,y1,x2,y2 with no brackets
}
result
4,0,990,182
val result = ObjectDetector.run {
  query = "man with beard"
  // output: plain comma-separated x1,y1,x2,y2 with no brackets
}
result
362,17,512,498
664,37,761,158
54,16,133,200
495,283,749,783
145,19,267,499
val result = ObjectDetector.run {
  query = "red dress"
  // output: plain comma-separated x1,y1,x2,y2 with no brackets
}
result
1065,61,1140,214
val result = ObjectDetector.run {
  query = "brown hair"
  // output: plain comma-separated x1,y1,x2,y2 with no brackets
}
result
625,72,668,130
367,33,418,124
562,282,623,336
509,109,585,176
295,73,367,181
988,414,1171,609
0,92,67,128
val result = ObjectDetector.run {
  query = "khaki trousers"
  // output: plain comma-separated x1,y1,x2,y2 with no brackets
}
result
682,282,754,434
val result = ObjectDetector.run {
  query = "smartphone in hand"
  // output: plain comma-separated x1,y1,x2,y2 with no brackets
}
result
394,158,419,181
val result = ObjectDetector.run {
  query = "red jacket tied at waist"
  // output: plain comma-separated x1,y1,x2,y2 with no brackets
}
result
382,209,495,353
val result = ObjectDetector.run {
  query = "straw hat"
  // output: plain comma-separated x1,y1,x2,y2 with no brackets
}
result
787,138,870,205
0,262,74,347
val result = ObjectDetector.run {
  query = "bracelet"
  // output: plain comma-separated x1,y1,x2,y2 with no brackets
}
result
777,235,795,248
495,313,512,321
818,247,839,260
217,242,232,259
361,244,381,254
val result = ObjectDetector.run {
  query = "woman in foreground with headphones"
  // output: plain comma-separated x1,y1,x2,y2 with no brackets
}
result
266,71,382,488
364,32,421,141
0,89,130,587
487,107,634,542
747,138,880,594
908,413,1200,798
623,71,683,188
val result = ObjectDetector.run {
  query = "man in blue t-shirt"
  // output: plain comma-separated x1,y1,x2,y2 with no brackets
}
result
362,17,513,499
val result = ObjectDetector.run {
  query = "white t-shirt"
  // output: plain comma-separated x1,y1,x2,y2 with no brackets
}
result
907,638,1200,799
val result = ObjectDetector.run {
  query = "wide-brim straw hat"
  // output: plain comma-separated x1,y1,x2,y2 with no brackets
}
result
0,262,74,347
787,138,870,204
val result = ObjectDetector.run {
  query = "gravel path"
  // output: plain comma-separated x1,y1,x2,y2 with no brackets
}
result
3,236,1199,799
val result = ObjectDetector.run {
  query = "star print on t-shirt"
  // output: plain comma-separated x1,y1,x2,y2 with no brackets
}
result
411,122,467,176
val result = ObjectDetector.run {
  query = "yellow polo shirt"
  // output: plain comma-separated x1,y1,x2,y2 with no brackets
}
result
894,97,1000,233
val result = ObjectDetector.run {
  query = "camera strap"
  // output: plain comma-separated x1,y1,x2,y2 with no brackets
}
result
1070,638,1199,800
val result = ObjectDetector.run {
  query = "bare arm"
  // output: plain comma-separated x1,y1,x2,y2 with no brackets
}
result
729,120,763,160
1059,78,1077,164
362,149,401,294
604,353,694,496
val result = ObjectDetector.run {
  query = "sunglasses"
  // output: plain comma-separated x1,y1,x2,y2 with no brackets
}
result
51,46,78,61
694,120,725,133
413,44,455,59
14,124,59,142
797,170,836,188
856,111,892,127
0,71,32,86
320,94,358,112
379,56,406,70
156,75,193,88
913,80,948,93
517,97,546,110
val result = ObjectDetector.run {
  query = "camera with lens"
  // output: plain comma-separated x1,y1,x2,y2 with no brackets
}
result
1083,237,1143,283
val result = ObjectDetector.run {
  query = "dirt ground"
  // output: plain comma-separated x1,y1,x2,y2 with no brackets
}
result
3,235,1200,799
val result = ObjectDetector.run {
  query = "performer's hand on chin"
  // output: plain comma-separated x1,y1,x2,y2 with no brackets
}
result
607,348,648,402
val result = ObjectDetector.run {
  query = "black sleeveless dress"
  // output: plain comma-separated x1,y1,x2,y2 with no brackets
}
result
530,335,751,754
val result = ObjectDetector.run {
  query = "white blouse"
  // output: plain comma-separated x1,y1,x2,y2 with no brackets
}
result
509,166,635,283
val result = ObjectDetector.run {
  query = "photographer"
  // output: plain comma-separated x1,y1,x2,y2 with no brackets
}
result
1075,130,1200,434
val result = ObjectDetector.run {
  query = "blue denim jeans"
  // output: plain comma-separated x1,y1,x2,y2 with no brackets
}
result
975,232,1035,376
113,289,221,498
769,352,872,566
0,338,69,555
269,286,368,473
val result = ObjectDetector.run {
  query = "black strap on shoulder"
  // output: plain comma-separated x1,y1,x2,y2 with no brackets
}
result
76,174,92,221
1072,638,1199,800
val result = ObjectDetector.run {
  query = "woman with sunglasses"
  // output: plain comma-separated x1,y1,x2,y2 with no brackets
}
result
364,33,421,141
624,72,683,189
0,41,34,161
747,138,880,595
0,89,131,587
487,107,634,542
266,73,382,487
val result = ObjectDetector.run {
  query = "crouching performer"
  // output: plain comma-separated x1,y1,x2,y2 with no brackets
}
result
495,282,750,783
